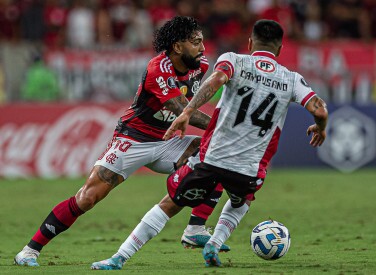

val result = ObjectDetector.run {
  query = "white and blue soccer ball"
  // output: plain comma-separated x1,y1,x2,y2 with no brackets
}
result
250,220,291,260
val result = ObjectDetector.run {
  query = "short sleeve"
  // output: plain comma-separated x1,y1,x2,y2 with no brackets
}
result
214,52,237,80
292,73,316,107
144,62,182,104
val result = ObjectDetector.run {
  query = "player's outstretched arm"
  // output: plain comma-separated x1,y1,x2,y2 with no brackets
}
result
164,94,211,130
164,71,227,140
305,95,328,147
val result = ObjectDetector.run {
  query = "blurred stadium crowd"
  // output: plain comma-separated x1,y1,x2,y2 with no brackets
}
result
0,0,376,103
1,0,376,49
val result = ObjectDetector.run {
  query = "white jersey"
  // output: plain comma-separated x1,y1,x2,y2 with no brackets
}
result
200,51,316,178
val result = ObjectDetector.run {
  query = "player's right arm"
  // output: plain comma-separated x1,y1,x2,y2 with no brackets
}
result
163,95,211,130
305,95,328,147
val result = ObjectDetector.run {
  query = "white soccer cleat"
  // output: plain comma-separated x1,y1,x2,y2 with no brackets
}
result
14,245,40,267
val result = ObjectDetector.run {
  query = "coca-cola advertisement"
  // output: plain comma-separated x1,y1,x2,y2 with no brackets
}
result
0,103,124,178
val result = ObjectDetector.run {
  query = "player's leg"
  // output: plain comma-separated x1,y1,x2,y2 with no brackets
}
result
91,161,218,270
145,136,225,249
202,167,264,267
175,153,229,251
14,165,123,267
14,136,148,267
181,184,231,251
203,199,251,267
91,194,183,270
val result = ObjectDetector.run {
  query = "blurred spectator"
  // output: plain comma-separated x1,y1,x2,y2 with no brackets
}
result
176,0,195,17
0,64,5,103
363,0,376,38
147,0,176,29
107,0,133,42
247,0,272,15
260,0,301,40
302,0,327,41
0,0,21,41
43,0,68,48
205,0,246,54
20,0,45,42
21,54,60,101
96,0,114,45
66,0,95,48
326,0,371,40
123,1,153,49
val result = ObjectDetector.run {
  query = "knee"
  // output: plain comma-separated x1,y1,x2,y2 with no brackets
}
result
75,188,100,211
159,195,183,218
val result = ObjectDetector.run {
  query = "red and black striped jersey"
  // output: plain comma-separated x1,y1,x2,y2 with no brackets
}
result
115,52,209,142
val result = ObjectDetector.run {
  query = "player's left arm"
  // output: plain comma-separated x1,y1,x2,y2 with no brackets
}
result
305,95,328,147
163,95,211,130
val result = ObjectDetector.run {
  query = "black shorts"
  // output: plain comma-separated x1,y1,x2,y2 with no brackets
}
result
170,162,263,208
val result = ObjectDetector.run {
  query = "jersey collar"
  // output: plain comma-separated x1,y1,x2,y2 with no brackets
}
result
251,51,276,61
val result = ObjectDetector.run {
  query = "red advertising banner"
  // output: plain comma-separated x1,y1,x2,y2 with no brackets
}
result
277,41,376,104
0,102,208,178
45,41,376,104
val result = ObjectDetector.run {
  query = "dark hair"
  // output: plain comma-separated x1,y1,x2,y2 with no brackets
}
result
153,16,202,54
252,19,284,45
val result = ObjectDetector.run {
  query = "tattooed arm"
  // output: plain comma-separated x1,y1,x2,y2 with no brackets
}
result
305,95,328,147
163,94,211,130
163,71,228,140
185,71,227,113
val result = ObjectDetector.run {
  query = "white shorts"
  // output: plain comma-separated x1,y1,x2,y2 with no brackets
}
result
95,135,198,180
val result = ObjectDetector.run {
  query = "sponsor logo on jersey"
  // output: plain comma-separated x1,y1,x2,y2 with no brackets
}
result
189,68,202,80
153,107,177,122
180,85,188,96
167,76,177,88
156,76,169,95
241,70,288,91
256,60,275,72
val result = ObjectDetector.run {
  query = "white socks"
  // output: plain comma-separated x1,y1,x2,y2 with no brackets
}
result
209,200,249,249
115,204,169,262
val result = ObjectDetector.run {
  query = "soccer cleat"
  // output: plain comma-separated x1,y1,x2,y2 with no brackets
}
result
14,245,40,267
202,243,221,267
91,255,126,270
181,225,230,252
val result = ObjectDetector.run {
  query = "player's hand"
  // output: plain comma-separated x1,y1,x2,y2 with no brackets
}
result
163,113,190,140
306,124,326,147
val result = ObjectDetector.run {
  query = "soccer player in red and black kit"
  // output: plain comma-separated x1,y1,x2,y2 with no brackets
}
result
14,16,228,267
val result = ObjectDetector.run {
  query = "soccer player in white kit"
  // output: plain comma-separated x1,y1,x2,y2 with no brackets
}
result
91,19,328,269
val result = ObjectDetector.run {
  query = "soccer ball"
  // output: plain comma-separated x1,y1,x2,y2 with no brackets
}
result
250,220,291,260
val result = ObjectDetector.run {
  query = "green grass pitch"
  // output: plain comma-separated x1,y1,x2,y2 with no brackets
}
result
1,169,375,274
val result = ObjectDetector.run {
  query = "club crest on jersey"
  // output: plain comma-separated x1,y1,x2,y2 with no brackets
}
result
256,60,275,73
156,76,169,95
192,81,200,95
